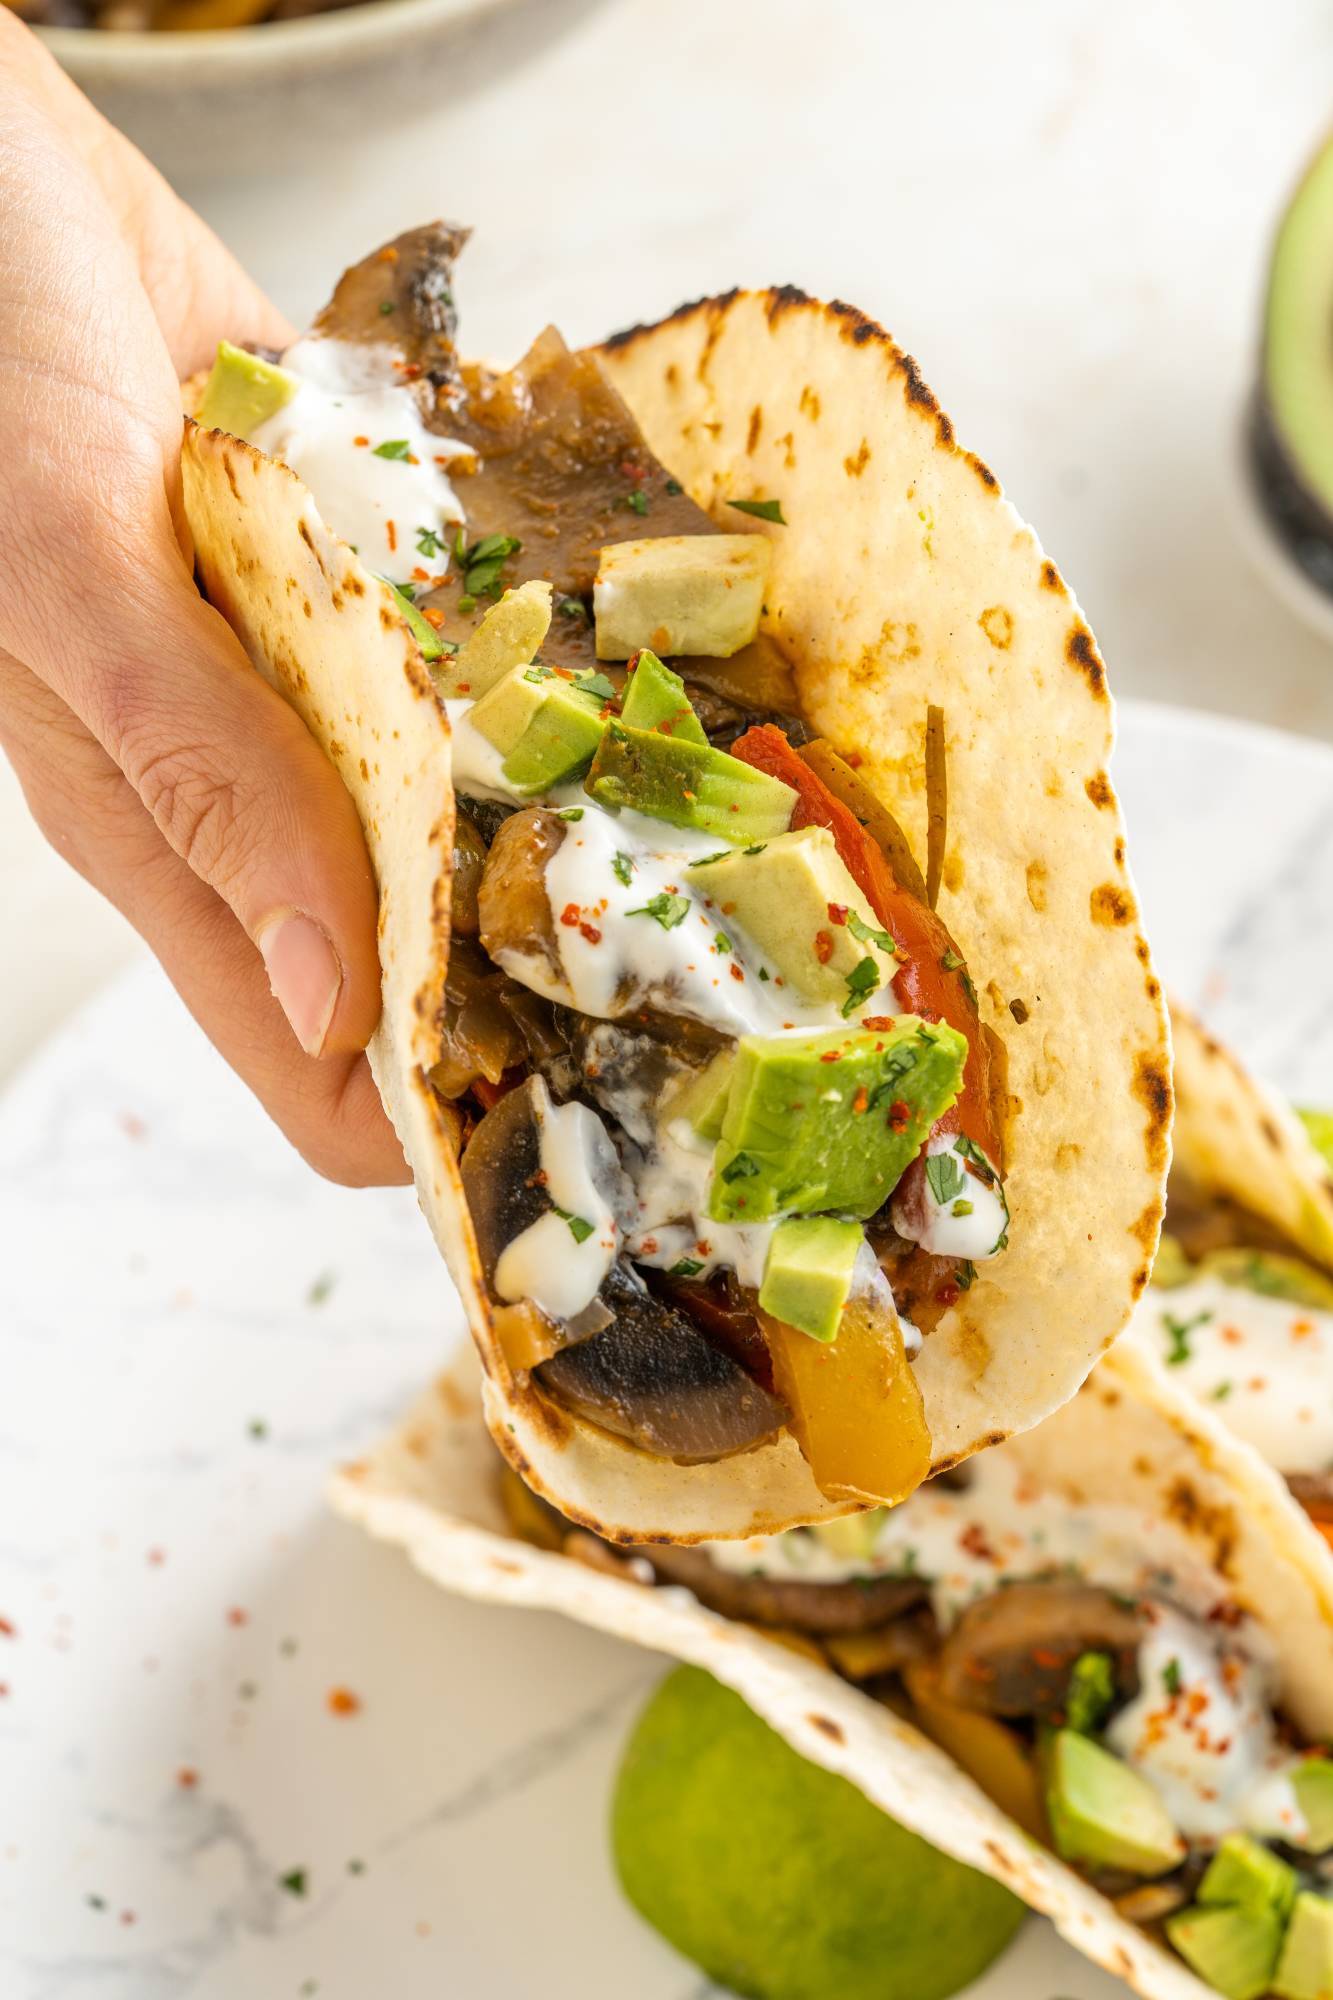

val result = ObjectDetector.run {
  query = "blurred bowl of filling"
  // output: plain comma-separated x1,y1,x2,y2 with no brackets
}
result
13,0,597,182
1237,127,1333,644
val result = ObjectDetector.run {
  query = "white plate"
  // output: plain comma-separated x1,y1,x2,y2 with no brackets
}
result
1,701,1331,2000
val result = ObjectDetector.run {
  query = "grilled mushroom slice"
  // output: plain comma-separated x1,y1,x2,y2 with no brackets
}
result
935,1582,1143,1721
640,1540,928,1635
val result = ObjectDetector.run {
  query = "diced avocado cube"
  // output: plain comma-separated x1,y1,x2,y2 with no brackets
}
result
758,1216,864,1342
708,1018,967,1226
1199,1834,1298,1921
586,721,796,845
619,650,707,744
1273,1892,1333,2000
382,579,445,663
1199,1248,1333,1312
594,534,770,661
435,580,553,699
197,340,297,440
685,826,897,1008
1294,1759,1333,1853
663,1049,736,1142
471,664,608,795
1167,1905,1284,2000
813,1508,886,1563
1045,1729,1185,1878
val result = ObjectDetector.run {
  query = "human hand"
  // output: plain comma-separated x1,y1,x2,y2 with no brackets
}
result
0,17,409,1185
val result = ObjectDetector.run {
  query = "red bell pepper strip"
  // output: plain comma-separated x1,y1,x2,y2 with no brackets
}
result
731,726,1001,1315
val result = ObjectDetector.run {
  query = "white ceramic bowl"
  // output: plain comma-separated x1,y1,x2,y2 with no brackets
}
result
38,0,577,182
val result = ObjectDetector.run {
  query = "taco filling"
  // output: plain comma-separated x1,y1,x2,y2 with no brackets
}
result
501,1440,1333,2000
195,225,1016,1506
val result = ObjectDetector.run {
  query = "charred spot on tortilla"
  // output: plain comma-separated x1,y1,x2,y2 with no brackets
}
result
181,222,1168,1542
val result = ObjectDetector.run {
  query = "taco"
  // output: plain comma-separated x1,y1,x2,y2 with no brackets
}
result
331,1340,1333,2000
182,223,1169,1539
1130,1001,1333,1548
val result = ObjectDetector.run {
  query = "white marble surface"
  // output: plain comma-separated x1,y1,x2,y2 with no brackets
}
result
1,702,1331,1999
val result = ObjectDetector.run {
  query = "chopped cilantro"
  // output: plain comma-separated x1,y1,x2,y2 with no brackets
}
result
730,497,786,525
665,477,683,496
625,488,649,516
956,1260,978,1289
395,579,418,601
720,1153,760,1183
278,1868,309,1898
372,438,411,460
744,842,768,856
574,670,618,702
841,956,880,1016
758,967,770,981
940,949,965,972
307,1271,336,1306
714,932,731,954
556,595,588,621
247,1418,268,1441
691,850,732,868
457,593,476,613
416,526,445,558
953,1134,997,1185
378,300,396,316
558,807,584,822
1163,1307,1212,1366
1212,1381,1233,1401
554,1209,595,1245
627,891,690,930
1163,1658,1183,1697
459,532,522,601
1066,1651,1116,1734
522,665,555,684
951,1198,974,1217
669,1257,705,1279
848,910,896,953
925,1151,966,1206
612,852,635,886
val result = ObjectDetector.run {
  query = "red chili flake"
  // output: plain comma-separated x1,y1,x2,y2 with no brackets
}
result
0,1618,14,1639
423,607,445,629
226,1607,249,1629
862,1016,893,1031
1031,1646,1069,1669
826,903,848,926
959,1523,997,1563
851,1087,869,1115
813,930,834,965
411,566,430,583
729,963,744,982
888,1100,910,1132
818,1050,844,1064
639,1238,659,1256
845,751,863,768
327,1686,362,1717
177,1767,199,1789
402,362,422,381
962,1656,996,1682
1247,1376,1267,1393
695,1240,712,1256
728,802,739,814
936,1280,961,1308
0,1684,8,1698
406,453,420,466
1221,1325,1243,1345
353,435,370,448
560,903,581,928
619,460,643,481
386,521,398,553
119,1911,137,1927
579,923,602,945
377,246,399,263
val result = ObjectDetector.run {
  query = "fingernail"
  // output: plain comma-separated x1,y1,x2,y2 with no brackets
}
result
257,911,343,1057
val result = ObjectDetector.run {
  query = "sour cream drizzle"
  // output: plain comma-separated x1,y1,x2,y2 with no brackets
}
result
891,1132,1009,1261
703,1444,1307,1845
492,1081,622,1321
251,337,472,587
1136,1276,1333,1477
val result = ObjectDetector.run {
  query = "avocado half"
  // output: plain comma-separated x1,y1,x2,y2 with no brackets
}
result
1253,130,1333,594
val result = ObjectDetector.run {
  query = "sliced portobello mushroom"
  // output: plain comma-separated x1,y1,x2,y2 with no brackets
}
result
935,1582,1143,1722
536,1263,788,1464
640,1539,928,1635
